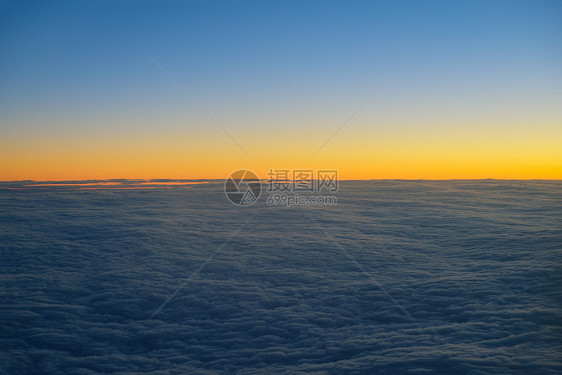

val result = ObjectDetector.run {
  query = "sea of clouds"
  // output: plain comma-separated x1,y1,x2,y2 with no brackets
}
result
1,180,561,374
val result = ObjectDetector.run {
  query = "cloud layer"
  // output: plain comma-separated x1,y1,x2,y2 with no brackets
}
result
1,180,561,374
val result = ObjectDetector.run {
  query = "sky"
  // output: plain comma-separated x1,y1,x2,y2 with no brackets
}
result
1,0,561,180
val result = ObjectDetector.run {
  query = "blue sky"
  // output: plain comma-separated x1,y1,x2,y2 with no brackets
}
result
0,0,560,179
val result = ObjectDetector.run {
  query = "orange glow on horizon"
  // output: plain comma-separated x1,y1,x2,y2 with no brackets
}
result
1,124,560,181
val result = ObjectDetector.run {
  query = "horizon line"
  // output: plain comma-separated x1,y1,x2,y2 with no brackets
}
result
1,178,561,183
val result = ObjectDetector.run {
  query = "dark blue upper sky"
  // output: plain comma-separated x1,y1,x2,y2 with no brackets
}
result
2,0,559,115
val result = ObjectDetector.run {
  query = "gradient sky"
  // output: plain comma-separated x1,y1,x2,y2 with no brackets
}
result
1,0,561,180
